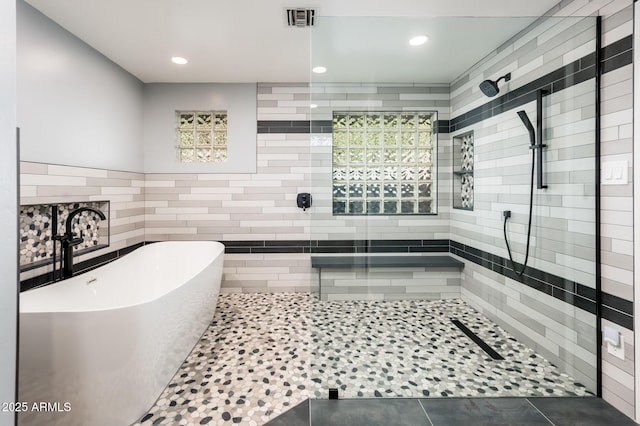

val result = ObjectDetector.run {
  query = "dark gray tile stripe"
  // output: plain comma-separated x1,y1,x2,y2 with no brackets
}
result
257,120,332,134
437,36,629,133
449,55,597,132
257,36,632,136
602,306,633,331
221,239,622,322
435,120,450,134
223,239,450,254
602,292,633,315
449,241,631,329
601,34,632,61
459,243,613,320
258,119,450,134
20,242,146,292
19,239,632,330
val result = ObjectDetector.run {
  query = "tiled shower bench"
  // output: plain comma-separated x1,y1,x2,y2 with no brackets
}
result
311,255,464,301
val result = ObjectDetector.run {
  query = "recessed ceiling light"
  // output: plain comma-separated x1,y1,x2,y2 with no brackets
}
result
310,104,318,109
171,56,188,65
312,66,327,74
409,35,429,46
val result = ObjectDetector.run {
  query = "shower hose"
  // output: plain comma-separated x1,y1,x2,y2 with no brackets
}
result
503,146,535,276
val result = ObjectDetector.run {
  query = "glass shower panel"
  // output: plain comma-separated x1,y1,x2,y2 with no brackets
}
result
309,16,598,401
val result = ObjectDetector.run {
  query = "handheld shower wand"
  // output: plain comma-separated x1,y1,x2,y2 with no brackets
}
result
503,91,548,276
477,73,548,277
503,110,537,276
518,92,548,190
517,111,535,147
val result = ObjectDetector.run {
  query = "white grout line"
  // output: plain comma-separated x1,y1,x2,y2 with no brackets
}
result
418,400,435,426
526,399,557,426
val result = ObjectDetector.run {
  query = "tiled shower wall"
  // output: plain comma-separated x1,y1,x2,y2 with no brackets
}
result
596,2,636,416
143,82,453,293
145,84,312,292
19,162,145,282
449,0,634,416
17,0,637,419
454,81,599,392
586,0,634,414
144,133,313,292
450,17,600,392
308,83,451,240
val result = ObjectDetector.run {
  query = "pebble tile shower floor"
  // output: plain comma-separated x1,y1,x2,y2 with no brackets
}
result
134,293,592,426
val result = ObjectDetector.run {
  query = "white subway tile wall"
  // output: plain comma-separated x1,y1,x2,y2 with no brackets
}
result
460,260,597,391
19,162,145,282
450,0,634,416
319,267,461,301
455,79,597,286
149,86,312,292
597,3,635,416
144,83,451,294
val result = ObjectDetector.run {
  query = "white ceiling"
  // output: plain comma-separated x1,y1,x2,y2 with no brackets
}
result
24,0,562,84
310,17,537,84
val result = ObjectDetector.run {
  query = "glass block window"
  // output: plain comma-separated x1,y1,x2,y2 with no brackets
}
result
176,111,228,163
332,111,436,215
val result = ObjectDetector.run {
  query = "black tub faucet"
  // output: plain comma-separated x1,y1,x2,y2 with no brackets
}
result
59,207,107,279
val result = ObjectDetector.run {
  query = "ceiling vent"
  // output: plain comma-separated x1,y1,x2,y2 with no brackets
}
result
286,8,316,27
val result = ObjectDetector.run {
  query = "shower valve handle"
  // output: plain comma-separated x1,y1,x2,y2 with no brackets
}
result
70,231,84,246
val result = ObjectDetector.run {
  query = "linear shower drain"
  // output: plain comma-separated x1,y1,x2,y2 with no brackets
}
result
451,319,504,360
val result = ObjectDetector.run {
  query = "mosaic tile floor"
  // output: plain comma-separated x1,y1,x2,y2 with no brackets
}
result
134,293,592,426
311,298,592,399
133,293,311,426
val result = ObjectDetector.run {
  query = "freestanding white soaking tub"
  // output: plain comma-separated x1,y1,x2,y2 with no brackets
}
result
19,241,225,426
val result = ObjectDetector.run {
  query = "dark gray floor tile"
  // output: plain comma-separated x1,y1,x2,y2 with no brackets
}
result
265,399,310,426
420,397,551,426
310,399,430,426
528,397,637,426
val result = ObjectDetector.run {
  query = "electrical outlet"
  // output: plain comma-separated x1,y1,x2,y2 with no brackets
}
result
607,335,625,360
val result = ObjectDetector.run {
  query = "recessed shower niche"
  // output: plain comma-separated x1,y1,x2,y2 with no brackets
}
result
19,201,110,271
452,131,474,210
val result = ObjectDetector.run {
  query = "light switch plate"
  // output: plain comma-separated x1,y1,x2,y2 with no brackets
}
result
602,160,628,185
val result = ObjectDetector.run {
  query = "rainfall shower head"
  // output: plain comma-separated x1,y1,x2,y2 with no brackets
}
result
517,110,535,146
479,72,511,97
479,80,499,97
